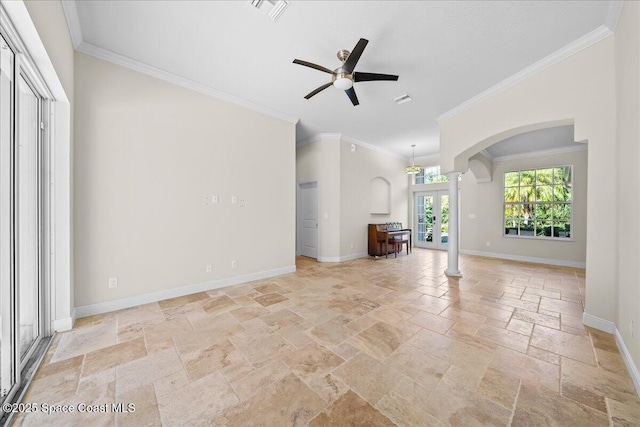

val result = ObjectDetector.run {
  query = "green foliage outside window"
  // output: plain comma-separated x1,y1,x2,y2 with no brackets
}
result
504,166,572,238
415,166,449,184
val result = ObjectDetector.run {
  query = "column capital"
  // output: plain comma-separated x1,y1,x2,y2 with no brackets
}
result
445,171,463,179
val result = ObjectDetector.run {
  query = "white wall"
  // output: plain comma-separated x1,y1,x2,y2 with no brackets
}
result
460,149,587,267
296,136,408,261
339,140,408,259
615,1,640,382
296,137,341,260
439,37,617,324
74,52,296,309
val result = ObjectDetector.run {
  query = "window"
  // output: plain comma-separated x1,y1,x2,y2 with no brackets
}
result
504,166,572,239
415,166,448,184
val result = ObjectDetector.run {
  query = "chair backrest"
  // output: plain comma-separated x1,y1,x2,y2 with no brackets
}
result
385,222,402,231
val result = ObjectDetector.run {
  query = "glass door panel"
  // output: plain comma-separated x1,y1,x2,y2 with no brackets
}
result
0,34,15,402
416,194,434,247
17,75,40,361
415,191,448,250
440,194,449,245
0,23,49,415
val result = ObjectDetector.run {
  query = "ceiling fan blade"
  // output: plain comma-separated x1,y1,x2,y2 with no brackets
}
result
293,59,334,74
343,38,369,73
304,82,333,99
353,72,399,82
345,87,359,106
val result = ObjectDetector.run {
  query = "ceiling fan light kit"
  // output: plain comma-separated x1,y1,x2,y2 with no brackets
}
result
293,38,399,106
333,75,353,90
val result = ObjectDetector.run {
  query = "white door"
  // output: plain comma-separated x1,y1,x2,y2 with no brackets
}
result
414,191,449,250
300,182,318,259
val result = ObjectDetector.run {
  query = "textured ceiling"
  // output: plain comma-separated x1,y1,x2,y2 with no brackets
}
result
69,1,617,158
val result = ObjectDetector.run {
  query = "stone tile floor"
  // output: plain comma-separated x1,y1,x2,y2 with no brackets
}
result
11,249,640,426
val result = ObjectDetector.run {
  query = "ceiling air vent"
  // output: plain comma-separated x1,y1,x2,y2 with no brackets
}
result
250,0,290,21
392,93,413,105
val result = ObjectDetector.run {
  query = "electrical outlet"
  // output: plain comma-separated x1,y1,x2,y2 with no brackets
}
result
350,242,354,249
240,199,245,207
108,277,118,288
231,260,237,268
206,265,212,273
486,241,491,247
212,195,218,204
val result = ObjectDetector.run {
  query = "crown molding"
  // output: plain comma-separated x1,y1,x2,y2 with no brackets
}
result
296,133,406,160
296,133,342,148
61,0,82,49
605,1,624,32
491,143,587,163
437,25,614,124
61,0,297,123
340,135,406,160
75,41,299,124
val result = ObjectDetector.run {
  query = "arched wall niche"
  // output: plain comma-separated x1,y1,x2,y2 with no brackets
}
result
370,176,391,214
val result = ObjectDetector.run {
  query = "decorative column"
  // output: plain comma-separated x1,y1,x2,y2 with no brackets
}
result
445,171,462,277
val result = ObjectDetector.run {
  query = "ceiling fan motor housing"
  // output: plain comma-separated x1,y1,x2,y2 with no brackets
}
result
337,49,350,62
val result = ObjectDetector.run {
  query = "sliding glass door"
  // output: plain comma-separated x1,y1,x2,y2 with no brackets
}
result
0,29,48,408
17,73,42,363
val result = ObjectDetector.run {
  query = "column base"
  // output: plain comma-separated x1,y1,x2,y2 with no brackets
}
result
444,269,462,277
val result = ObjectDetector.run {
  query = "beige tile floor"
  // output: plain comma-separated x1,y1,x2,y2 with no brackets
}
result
12,249,640,426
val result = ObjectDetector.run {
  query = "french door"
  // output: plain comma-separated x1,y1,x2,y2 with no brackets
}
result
414,191,449,250
1,30,49,409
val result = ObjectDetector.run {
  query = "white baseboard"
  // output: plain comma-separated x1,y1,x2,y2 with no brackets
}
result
582,312,640,397
51,312,75,332
317,256,341,263
74,265,296,318
317,252,368,263
460,249,586,268
614,328,640,396
339,252,368,262
582,312,616,333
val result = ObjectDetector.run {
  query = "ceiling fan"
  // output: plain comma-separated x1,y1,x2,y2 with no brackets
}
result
293,38,399,106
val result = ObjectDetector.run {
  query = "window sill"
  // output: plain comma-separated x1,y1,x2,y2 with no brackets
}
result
503,235,574,242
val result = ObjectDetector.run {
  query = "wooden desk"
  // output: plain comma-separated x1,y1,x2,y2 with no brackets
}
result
368,224,412,258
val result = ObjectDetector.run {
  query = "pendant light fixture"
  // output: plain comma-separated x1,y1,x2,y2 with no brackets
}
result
405,144,421,175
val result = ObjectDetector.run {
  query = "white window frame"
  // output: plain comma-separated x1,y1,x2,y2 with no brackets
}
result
503,165,574,241
415,166,449,185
